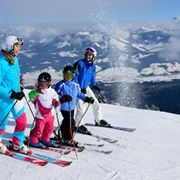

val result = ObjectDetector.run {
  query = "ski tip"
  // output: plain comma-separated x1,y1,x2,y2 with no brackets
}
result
97,144,104,147
35,161,48,166
109,140,118,143
63,150,71,155
56,160,72,167
105,151,113,155
78,147,85,152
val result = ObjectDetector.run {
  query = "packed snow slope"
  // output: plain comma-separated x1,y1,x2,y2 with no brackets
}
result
0,89,180,180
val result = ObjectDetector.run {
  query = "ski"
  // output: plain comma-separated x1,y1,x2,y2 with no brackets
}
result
90,134,118,143
29,152,72,167
8,143,72,167
49,137,85,152
75,127,118,143
57,144,85,153
0,150,47,166
85,123,136,132
81,142,104,147
32,146,71,155
52,139,104,149
23,137,71,155
85,147,112,155
51,140,110,155
56,142,111,155
77,132,117,143
51,138,104,148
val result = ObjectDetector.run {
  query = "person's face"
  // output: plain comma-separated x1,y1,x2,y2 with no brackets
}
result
85,52,94,63
38,81,51,89
63,73,74,81
13,43,21,56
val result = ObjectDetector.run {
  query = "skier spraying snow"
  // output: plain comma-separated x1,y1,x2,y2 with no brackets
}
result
73,47,111,134
0,35,31,154
28,72,60,148
54,65,94,147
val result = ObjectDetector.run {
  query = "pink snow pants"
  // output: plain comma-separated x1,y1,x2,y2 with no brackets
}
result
29,114,54,144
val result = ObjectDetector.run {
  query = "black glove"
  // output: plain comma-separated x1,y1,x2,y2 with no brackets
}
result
10,90,25,100
92,85,101,93
60,95,72,103
81,89,86,94
84,97,94,104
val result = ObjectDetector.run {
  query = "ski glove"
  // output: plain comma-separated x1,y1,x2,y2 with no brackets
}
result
52,99,60,107
28,89,40,101
92,85,101,93
81,89,86,94
60,95,72,103
10,90,25,100
84,97,94,104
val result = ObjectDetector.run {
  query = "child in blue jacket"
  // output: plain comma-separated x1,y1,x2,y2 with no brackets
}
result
54,65,94,146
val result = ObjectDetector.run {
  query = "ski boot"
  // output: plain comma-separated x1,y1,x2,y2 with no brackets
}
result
95,119,111,127
77,125,92,135
41,140,59,148
0,142,9,154
29,142,47,149
61,139,84,149
12,144,32,155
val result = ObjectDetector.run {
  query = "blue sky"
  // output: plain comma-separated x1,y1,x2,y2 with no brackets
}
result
0,0,179,24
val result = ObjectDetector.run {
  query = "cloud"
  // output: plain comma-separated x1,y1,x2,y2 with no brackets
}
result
159,37,180,61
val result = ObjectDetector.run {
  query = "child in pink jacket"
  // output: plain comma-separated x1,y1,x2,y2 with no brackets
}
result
28,72,60,148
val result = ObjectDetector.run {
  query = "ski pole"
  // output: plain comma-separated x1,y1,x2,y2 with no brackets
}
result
55,111,62,139
24,94,36,146
0,100,18,128
73,102,91,138
55,111,63,157
24,94,36,120
68,102,78,160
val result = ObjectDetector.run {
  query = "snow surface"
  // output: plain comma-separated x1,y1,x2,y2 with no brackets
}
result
1,89,180,180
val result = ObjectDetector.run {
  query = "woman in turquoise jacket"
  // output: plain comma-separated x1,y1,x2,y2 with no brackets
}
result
0,35,31,154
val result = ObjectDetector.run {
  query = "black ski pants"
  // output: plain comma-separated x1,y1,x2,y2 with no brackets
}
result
60,110,75,141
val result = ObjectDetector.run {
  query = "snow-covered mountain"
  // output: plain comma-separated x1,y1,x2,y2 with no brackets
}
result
1,18,180,84
1,18,180,112
1,89,180,180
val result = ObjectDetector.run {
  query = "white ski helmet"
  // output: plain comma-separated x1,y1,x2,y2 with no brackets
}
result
1,35,23,52
85,47,97,58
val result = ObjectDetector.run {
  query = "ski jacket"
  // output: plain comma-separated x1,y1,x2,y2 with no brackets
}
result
55,80,86,111
73,59,96,89
29,88,59,120
0,51,21,102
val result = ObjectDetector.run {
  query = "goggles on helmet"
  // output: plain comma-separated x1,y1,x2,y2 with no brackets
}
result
16,37,24,45
86,48,95,54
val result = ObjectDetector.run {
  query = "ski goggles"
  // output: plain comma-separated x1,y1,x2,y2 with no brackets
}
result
86,48,95,54
63,72,74,81
17,37,24,45
14,37,24,46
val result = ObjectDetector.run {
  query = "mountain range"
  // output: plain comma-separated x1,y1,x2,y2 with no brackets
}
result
1,18,180,113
